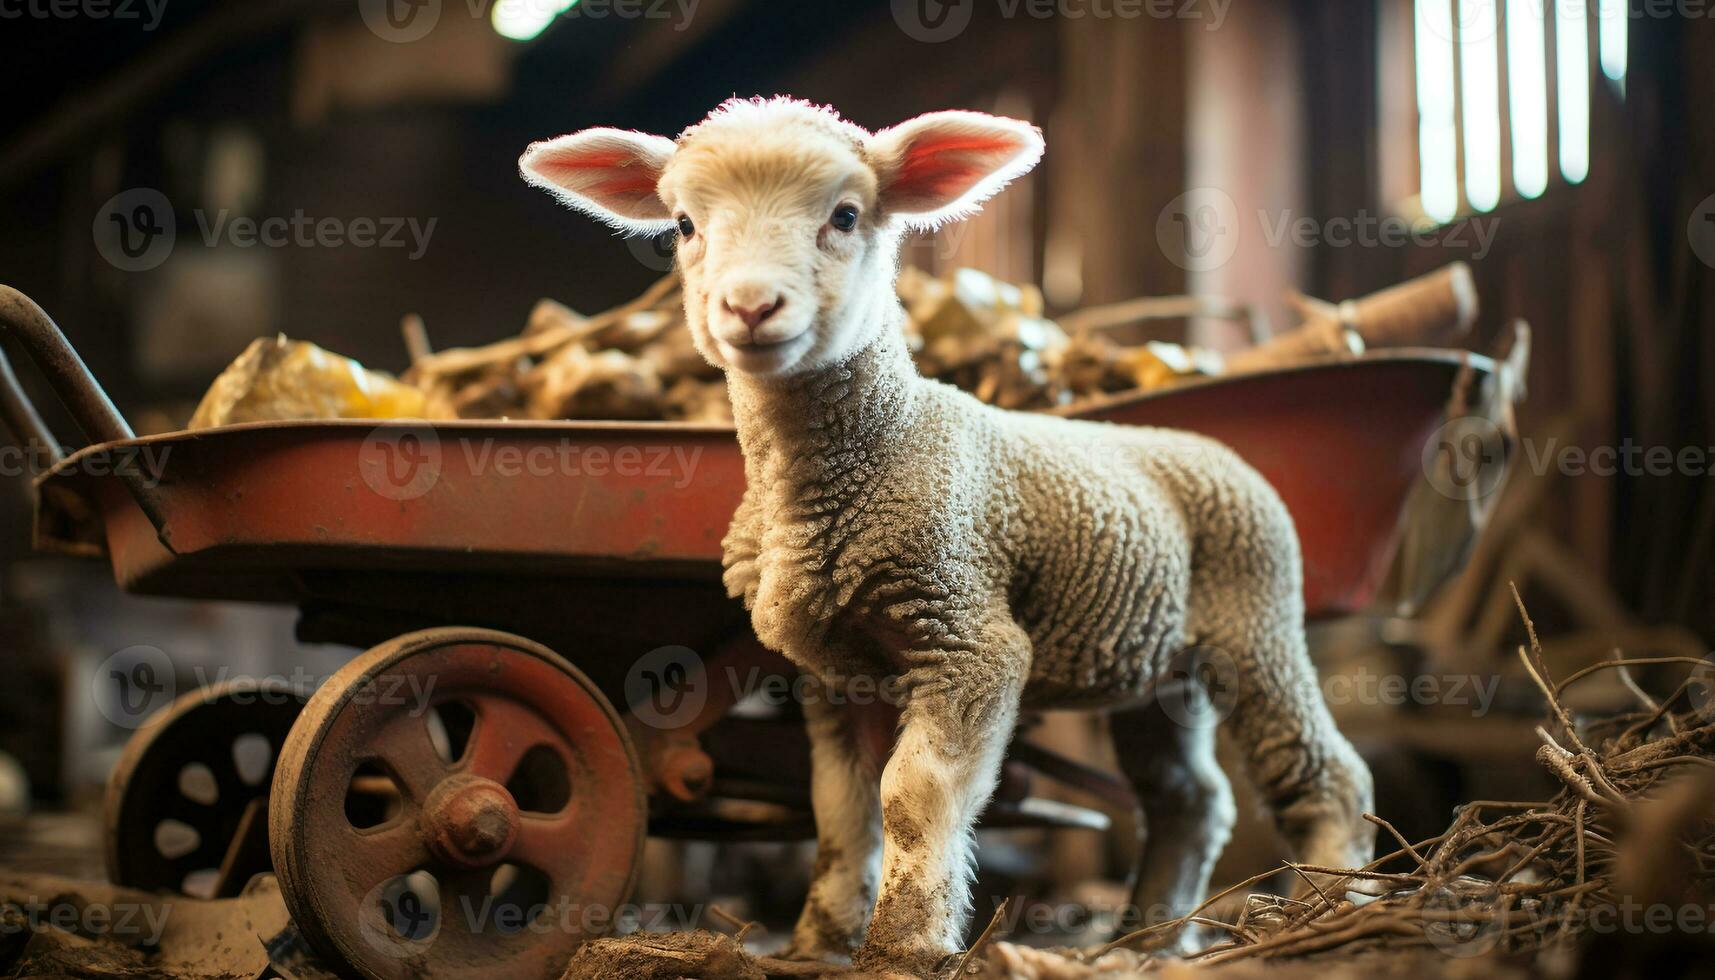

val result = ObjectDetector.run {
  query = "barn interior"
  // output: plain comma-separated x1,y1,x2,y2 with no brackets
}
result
1,1,1713,977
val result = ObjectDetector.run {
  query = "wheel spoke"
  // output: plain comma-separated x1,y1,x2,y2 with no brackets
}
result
508,812,580,883
345,818,432,898
161,793,218,826
434,867,498,938
462,696,561,784
201,743,248,800
371,713,448,803
432,867,554,954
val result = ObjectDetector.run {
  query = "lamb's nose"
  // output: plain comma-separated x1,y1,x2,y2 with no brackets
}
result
723,296,782,331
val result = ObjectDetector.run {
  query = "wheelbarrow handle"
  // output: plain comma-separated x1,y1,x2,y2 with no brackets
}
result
0,286,135,460
0,340,62,470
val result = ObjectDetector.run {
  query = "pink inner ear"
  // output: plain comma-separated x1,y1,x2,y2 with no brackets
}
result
891,133,1025,202
539,146,658,197
590,172,659,196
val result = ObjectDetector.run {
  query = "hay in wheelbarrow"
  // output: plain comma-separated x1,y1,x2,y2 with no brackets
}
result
969,588,1715,978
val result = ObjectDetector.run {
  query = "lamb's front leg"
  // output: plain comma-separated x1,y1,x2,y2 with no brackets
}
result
786,693,884,961
721,486,763,605
856,622,1028,974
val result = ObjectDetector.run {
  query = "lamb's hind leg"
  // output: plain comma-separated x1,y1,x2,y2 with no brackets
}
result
1193,582,1376,879
785,694,883,961
1108,675,1236,933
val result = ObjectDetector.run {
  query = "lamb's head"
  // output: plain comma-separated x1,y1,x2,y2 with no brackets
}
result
520,97,1043,378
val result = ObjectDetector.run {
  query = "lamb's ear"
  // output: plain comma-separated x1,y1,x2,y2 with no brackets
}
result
519,128,677,233
869,111,1044,230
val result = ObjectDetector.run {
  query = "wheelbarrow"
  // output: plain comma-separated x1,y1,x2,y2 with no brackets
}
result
0,285,1516,978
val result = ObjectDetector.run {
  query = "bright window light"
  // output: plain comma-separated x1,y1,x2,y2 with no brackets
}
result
492,0,579,42
1556,0,1591,183
1416,0,1460,223
1506,0,1548,199
1459,0,1502,211
1598,0,1628,87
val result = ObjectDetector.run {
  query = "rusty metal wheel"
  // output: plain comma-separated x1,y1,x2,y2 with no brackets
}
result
105,678,306,897
269,628,645,980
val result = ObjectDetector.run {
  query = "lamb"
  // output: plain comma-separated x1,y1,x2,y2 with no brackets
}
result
520,96,1375,974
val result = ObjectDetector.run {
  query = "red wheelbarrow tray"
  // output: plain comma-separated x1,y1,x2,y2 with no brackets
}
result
32,348,1491,620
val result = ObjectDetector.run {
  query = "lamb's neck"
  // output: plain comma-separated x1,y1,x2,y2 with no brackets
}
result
726,325,920,504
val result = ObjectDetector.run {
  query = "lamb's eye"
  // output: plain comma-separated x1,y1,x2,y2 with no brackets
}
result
831,204,859,232
676,214,695,238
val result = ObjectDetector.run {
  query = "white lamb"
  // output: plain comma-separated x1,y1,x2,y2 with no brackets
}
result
521,97,1375,974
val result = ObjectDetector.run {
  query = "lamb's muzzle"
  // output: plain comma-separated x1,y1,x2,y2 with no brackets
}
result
522,95,1376,974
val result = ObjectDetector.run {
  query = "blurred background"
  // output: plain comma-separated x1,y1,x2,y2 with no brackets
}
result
0,0,1712,960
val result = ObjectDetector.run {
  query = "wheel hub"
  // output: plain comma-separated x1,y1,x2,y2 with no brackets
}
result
421,774,520,868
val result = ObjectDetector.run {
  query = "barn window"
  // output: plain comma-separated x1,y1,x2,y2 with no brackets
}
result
1391,0,1628,224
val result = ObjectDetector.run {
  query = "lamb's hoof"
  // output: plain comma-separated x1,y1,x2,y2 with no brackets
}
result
852,942,953,978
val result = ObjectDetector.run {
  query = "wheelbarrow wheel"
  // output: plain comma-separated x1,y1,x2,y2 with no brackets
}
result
105,678,306,897
269,628,645,980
